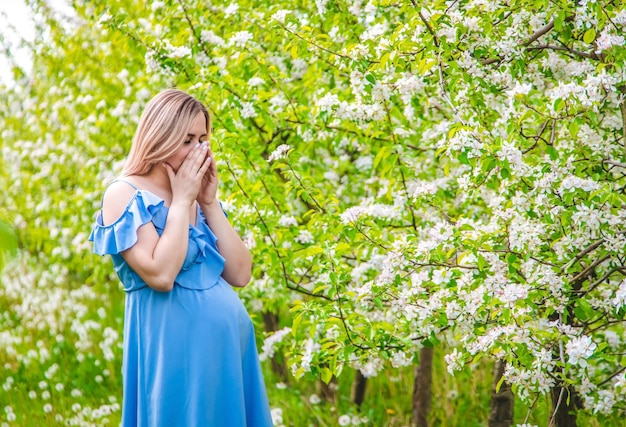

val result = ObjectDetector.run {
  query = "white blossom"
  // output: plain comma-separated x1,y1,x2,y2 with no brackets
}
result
247,77,265,87
390,351,413,368
301,338,320,371
271,408,283,425
200,30,225,46
277,215,298,227
163,42,191,59
268,144,291,162
151,1,165,11
338,415,351,426
316,93,340,112
230,31,253,47
295,230,314,245
224,3,239,16
240,102,257,119
271,9,291,23
595,30,625,53
566,335,596,367
259,327,291,361
612,280,626,307
444,348,464,374
315,0,329,16
269,94,289,112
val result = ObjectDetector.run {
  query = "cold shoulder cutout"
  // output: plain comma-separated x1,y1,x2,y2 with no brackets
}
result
89,189,165,255
89,184,227,292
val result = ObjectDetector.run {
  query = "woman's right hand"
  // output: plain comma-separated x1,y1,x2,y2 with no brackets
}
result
163,143,212,207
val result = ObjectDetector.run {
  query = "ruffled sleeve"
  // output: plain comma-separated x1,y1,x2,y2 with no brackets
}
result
89,191,165,255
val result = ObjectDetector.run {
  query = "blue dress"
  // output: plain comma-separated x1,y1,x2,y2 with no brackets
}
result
89,182,273,427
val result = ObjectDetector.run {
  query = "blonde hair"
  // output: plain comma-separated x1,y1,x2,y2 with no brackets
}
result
123,89,210,176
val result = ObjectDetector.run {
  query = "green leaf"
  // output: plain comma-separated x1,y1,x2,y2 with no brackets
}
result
583,28,596,44
495,373,506,393
320,367,333,384
292,313,303,336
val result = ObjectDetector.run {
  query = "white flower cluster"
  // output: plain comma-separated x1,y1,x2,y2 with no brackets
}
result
315,0,329,16
352,354,384,377
497,142,528,176
574,0,598,30
548,72,619,108
259,327,291,361
200,30,225,46
224,3,239,16
338,414,369,426
301,338,320,372
267,144,292,162
316,92,340,112
229,30,253,47
410,177,450,198
269,94,289,112
508,216,546,252
270,407,284,427
595,30,625,54
294,230,314,245
389,350,413,368
277,215,298,227
239,101,256,119
340,201,402,224
162,41,191,59
558,175,600,194
445,129,483,158
444,348,464,374
612,279,626,308
503,364,555,400
565,335,596,368
270,9,291,23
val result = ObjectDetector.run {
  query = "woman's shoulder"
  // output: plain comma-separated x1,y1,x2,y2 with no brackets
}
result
101,179,141,226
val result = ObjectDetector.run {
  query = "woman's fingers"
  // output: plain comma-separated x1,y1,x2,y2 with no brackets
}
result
179,143,208,176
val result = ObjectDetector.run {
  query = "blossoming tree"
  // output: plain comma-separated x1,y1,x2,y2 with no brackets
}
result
1,0,626,426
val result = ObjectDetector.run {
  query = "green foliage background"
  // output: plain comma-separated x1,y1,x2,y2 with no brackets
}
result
1,0,626,426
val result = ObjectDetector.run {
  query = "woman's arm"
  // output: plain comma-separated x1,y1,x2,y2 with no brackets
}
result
102,144,212,292
200,201,252,287
102,183,190,292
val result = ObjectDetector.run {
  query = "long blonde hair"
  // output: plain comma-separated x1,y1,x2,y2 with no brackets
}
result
123,89,210,176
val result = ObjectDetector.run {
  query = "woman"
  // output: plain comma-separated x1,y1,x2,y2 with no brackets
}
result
89,89,273,427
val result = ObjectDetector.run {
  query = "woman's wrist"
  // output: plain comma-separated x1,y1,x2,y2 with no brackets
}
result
199,198,221,212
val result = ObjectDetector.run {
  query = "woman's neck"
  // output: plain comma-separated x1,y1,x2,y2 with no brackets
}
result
144,165,171,191
125,165,172,201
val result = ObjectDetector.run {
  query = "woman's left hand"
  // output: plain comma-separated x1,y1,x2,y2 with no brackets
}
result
197,144,219,206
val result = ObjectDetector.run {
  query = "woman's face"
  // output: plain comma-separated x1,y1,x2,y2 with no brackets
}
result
165,112,208,172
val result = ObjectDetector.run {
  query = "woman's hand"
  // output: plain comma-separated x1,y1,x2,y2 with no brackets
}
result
197,145,219,207
163,143,212,207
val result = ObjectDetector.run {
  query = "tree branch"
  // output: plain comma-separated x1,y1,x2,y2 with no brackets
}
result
562,239,605,271
522,21,555,46
570,254,610,285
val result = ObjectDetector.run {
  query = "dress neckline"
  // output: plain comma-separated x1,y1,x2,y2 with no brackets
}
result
107,179,202,229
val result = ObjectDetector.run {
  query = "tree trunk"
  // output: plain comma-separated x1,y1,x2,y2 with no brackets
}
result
412,347,433,427
488,360,514,427
351,369,368,408
318,376,337,403
262,311,289,382
549,384,579,427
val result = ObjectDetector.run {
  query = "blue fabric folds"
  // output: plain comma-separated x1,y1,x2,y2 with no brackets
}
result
89,190,164,255
89,189,227,292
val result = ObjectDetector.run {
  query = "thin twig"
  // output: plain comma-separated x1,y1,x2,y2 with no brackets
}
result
562,239,605,271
